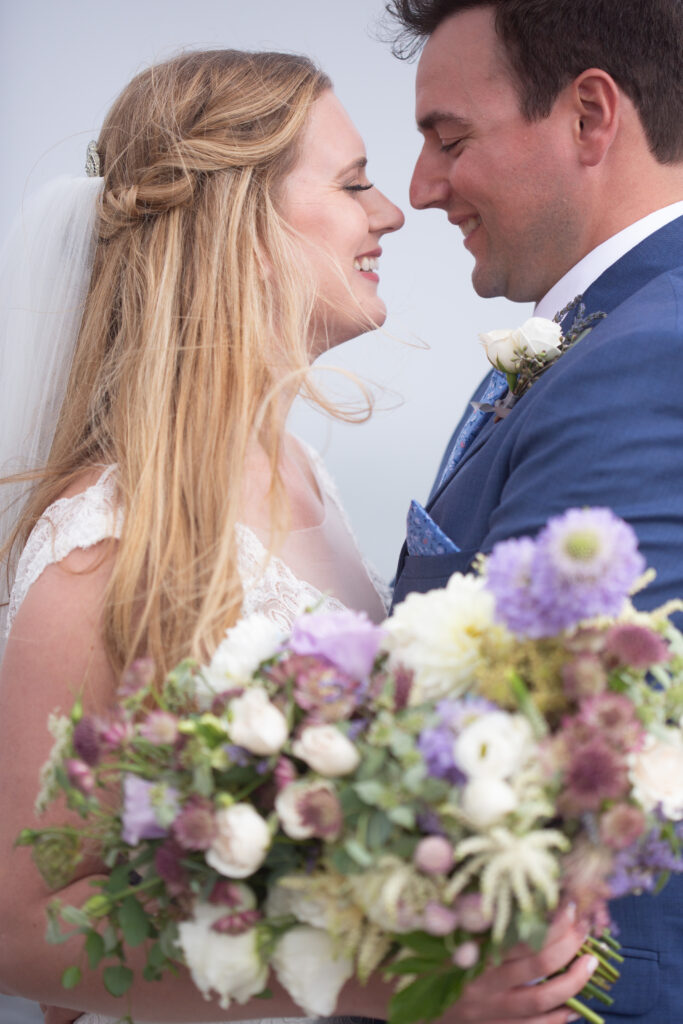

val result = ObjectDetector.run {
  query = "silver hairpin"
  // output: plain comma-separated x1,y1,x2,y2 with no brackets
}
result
85,140,101,178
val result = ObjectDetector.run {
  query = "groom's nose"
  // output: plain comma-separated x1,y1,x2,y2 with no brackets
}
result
410,145,450,210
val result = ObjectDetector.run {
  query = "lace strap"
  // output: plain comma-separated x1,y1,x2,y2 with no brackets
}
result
7,467,123,632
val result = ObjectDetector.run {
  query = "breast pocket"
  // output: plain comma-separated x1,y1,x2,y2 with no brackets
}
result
589,946,659,1018
395,548,480,599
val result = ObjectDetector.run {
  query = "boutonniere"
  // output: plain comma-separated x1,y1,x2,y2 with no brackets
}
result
477,297,606,418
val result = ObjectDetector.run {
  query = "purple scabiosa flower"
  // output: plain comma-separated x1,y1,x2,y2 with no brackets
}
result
561,739,629,813
437,696,498,733
66,758,96,796
72,717,100,766
139,711,179,746
604,623,670,670
600,804,647,851
608,827,683,898
172,797,217,851
289,608,384,681
577,693,645,753
224,744,252,767
121,776,179,846
528,508,645,634
155,839,188,897
484,536,541,635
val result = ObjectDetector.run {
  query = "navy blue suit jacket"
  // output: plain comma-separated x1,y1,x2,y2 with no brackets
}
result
393,216,683,1021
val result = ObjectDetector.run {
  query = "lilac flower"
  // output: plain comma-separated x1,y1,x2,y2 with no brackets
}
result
529,508,645,634
289,609,384,680
418,724,464,784
608,828,683,898
121,776,179,846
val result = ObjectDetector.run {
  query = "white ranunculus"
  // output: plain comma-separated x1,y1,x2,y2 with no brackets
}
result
206,803,270,878
266,877,329,929
384,574,496,705
292,724,360,777
480,317,562,373
454,711,532,780
275,779,340,840
178,902,268,1009
228,686,288,755
630,731,683,820
271,926,353,1016
197,614,284,704
461,777,518,829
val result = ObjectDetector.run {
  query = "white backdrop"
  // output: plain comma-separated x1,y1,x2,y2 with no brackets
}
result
1,0,531,581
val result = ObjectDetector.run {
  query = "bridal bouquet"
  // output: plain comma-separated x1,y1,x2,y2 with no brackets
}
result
19,508,683,1024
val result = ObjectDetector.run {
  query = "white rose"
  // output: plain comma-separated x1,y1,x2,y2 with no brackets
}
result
461,777,518,829
292,724,360,777
454,712,532,780
385,574,495,705
630,732,683,820
206,803,271,878
228,686,288,755
480,317,562,373
178,902,267,1009
271,926,353,1016
198,614,284,704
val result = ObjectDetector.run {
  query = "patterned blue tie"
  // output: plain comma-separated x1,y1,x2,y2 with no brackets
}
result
437,369,508,488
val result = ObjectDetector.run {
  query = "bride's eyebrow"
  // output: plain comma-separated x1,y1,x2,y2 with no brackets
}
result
336,157,368,179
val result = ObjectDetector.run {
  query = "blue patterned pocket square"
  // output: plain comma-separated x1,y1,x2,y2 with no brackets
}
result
406,500,461,556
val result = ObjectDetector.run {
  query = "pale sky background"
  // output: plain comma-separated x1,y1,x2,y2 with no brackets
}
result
1,3,531,1020
1,0,532,585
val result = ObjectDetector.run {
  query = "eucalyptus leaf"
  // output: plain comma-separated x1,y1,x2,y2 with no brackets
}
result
86,930,106,969
396,931,449,961
119,895,150,947
61,966,82,990
60,905,93,929
387,805,415,829
103,964,134,998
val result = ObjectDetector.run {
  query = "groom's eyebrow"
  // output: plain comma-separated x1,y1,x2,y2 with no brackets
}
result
417,111,471,134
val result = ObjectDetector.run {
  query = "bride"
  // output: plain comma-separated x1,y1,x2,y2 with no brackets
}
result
0,47,593,1024
0,48,403,1023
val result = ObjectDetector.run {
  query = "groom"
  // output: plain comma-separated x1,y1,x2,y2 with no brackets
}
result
388,0,683,1021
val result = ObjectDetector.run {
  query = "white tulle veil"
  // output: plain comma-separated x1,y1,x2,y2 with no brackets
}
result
0,174,103,633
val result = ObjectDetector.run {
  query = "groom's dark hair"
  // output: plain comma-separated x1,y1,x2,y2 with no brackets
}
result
385,0,683,163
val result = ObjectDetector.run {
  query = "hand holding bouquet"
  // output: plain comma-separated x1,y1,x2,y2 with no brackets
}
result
20,508,683,1023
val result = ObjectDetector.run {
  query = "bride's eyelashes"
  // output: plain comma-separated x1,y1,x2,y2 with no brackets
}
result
344,182,375,193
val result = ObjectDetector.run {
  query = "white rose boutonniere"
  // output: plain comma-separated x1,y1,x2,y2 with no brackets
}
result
206,803,271,878
480,317,563,377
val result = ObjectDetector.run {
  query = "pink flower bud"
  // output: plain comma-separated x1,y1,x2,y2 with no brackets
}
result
452,941,479,969
211,909,261,935
66,758,95,796
422,902,458,936
414,835,455,875
454,893,491,933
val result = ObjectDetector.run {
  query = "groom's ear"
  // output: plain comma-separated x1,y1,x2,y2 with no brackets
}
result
570,69,620,168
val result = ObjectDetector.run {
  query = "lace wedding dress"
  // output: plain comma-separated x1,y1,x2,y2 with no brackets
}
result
7,445,388,1024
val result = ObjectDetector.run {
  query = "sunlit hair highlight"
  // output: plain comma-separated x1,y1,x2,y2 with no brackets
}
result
3,49,378,678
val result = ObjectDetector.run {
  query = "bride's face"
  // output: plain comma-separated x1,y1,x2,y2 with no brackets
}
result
278,90,404,356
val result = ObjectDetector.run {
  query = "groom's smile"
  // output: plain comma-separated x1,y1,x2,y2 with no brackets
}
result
411,7,584,304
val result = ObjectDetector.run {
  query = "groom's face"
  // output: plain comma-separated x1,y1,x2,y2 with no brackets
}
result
411,8,583,303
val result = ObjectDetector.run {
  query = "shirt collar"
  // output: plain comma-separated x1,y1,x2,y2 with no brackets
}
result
535,201,683,321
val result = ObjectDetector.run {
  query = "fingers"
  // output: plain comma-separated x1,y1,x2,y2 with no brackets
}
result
454,952,598,1022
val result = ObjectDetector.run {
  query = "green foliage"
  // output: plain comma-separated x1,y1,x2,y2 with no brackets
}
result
61,966,82,989
103,964,134,997
86,930,106,969
119,896,151,947
388,968,465,1024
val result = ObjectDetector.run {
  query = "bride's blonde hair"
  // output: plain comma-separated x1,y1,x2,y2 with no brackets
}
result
4,49,347,676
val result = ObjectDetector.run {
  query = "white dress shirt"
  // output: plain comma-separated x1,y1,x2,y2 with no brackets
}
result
535,200,683,321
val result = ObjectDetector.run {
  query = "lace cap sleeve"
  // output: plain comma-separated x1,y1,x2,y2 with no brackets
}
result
7,467,123,632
